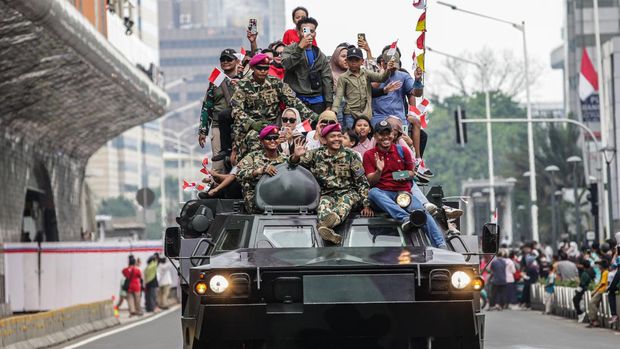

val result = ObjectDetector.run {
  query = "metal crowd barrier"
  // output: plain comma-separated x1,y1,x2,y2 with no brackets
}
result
531,284,619,330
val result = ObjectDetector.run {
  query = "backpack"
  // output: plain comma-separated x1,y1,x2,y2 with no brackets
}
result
122,267,134,292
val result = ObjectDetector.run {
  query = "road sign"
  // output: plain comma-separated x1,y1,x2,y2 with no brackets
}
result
586,231,595,241
136,188,155,208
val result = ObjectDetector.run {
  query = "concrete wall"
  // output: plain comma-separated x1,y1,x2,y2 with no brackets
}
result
2,241,165,313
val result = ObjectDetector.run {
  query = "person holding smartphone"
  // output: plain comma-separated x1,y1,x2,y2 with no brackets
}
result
362,120,447,249
281,17,333,114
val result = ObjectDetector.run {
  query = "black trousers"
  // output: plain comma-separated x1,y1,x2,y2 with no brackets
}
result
573,289,585,314
608,271,620,316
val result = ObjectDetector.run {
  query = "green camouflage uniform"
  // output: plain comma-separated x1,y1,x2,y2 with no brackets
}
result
231,74,316,158
236,150,287,213
292,146,370,223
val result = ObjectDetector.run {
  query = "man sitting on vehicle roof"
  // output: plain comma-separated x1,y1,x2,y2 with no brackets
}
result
231,53,317,162
290,122,374,244
362,120,447,249
236,125,287,213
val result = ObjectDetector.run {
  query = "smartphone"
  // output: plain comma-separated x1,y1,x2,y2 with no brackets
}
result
357,33,366,45
402,124,409,135
248,19,257,35
392,171,410,180
302,26,311,37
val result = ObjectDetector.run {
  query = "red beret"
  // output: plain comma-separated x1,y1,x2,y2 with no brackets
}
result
321,123,342,138
259,125,279,139
250,53,271,67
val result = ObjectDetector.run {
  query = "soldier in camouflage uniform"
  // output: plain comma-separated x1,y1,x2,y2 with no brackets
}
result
236,125,287,213
231,53,317,160
290,123,374,244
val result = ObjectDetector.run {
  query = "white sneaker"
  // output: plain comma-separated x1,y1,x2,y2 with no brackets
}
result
444,206,464,220
577,313,587,323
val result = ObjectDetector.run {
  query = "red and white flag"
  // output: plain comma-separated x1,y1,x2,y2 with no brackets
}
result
412,0,427,9
182,180,196,192
202,157,209,168
408,98,431,129
386,40,398,57
208,67,227,87
200,167,210,176
295,119,313,133
578,48,598,101
240,47,247,56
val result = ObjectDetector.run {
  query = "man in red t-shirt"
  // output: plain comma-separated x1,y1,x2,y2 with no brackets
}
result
362,120,446,248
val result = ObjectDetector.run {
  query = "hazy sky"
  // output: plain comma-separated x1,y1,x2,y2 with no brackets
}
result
284,0,564,103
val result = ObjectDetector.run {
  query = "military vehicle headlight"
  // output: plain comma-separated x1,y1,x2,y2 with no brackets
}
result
396,192,412,208
472,276,485,291
451,271,471,290
209,275,229,294
195,281,208,295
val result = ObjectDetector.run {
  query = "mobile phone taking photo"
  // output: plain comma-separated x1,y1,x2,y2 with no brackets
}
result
248,19,257,35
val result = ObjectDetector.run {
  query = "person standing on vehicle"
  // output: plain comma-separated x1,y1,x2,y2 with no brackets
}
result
281,17,333,114
362,120,446,249
236,125,287,213
290,123,373,244
199,49,240,173
122,255,143,316
231,53,317,161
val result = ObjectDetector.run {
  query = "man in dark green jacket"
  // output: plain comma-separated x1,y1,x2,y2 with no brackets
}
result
281,17,333,114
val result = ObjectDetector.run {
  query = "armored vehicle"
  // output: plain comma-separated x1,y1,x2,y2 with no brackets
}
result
165,164,499,349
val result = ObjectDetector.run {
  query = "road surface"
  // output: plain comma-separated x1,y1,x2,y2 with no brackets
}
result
61,308,620,348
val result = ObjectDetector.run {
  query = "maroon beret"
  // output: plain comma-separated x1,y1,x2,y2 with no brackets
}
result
321,123,342,137
250,53,271,67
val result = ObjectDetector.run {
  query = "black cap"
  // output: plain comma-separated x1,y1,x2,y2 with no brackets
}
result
347,47,364,59
374,120,392,133
220,48,237,60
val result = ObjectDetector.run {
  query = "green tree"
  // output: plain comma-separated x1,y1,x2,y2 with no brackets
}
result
98,196,137,217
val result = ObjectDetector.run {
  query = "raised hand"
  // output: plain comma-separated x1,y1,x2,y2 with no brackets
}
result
293,137,307,158
375,153,385,172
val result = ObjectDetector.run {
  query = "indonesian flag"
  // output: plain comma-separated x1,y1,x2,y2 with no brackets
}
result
196,184,209,192
578,48,598,101
295,119,313,133
409,98,431,128
200,167,210,176
240,47,247,56
412,0,426,9
208,67,227,87
416,32,425,50
416,12,426,32
386,40,398,57
202,157,209,168
182,180,196,192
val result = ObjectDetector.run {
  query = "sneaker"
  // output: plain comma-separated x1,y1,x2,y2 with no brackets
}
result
444,206,464,220
415,173,431,184
416,159,434,177
610,315,618,324
318,226,342,245
577,313,586,323
424,202,438,216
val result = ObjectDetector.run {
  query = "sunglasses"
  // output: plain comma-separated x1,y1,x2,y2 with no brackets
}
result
220,57,235,63
254,65,270,71
282,117,296,124
263,135,279,141
274,51,283,57
319,120,337,125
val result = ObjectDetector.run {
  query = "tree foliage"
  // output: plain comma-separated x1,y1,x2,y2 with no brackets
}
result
97,196,137,217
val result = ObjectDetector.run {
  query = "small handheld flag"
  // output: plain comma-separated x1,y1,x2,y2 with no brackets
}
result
386,40,399,57
295,119,313,133
208,67,227,87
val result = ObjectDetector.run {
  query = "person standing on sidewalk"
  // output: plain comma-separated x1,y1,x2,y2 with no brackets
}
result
122,255,143,317
607,247,619,324
157,257,175,310
573,258,594,323
587,259,610,328
543,263,557,315
144,254,160,313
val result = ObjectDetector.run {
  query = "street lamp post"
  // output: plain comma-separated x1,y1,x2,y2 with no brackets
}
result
566,156,582,241
602,147,616,238
545,165,560,249
438,0,539,243
427,47,496,219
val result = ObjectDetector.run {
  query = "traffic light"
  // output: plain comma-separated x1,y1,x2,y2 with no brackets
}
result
588,182,598,216
454,107,467,146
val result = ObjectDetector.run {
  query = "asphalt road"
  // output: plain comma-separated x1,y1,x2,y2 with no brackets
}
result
62,308,620,349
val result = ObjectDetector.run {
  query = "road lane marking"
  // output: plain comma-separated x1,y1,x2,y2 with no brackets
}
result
63,305,180,349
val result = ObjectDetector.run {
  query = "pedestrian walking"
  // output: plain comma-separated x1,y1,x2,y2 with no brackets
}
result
489,252,508,310
122,255,143,316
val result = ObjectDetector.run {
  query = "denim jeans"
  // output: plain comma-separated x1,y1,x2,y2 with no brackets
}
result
368,187,446,247
411,181,429,204
341,114,355,130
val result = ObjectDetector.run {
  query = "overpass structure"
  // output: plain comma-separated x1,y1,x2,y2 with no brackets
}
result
0,0,169,243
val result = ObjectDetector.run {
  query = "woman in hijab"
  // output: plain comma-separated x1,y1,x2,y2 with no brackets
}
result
277,107,304,155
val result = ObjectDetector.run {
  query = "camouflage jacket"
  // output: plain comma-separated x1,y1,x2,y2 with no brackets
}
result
231,75,316,152
200,79,235,130
292,146,370,207
236,150,287,190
